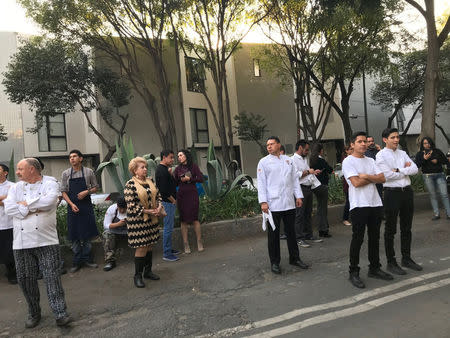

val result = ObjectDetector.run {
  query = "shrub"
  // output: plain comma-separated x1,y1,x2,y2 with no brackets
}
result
198,187,260,223
328,174,345,205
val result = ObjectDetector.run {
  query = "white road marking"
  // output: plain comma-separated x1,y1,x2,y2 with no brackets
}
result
440,257,450,261
246,277,450,337
198,268,450,337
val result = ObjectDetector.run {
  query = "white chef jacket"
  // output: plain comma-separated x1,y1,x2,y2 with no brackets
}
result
257,154,303,212
0,180,13,230
376,148,418,188
291,153,321,189
4,176,60,250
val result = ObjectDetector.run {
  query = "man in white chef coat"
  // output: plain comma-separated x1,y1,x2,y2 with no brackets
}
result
257,136,309,274
4,158,71,328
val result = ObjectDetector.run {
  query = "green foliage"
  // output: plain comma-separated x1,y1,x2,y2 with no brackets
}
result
328,174,345,205
199,187,260,223
96,136,135,193
56,204,107,245
201,140,254,200
233,111,269,156
410,174,426,193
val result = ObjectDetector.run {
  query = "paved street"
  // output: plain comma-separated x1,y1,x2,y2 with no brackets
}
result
1,210,449,337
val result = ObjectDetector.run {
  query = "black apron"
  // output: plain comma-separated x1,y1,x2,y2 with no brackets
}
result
67,167,99,241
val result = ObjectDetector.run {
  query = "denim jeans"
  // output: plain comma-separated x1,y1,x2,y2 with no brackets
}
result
162,202,176,257
423,173,450,216
71,240,92,266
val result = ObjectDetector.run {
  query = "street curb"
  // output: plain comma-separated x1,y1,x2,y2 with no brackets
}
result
61,192,432,263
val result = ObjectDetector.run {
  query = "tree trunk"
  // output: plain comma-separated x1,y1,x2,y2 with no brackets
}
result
421,7,439,141
340,96,353,143
173,34,187,149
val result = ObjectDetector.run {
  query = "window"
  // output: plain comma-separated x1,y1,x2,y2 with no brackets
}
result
190,108,209,143
253,59,261,77
38,114,67,152
185,57,206,93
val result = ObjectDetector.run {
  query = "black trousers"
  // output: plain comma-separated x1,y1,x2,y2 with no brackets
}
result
267,209,300,265
349,207,382,273
295,185,329,238
383,187,414,263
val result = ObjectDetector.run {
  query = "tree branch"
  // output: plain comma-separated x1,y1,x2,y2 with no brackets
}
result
404,0,427,19
438,16,450,47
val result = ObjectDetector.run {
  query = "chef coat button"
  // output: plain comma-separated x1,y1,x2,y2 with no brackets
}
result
36,214,39,216
35,227,38,230
21,228,23,231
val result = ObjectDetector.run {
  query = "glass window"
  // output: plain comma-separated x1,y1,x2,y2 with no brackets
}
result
253,59,261,77
185,57,205,93
38,113,67,152
189,108,209,144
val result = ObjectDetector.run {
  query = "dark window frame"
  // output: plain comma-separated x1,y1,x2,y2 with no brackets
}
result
185,57,206,93
38,113,68,152
190,108,209,144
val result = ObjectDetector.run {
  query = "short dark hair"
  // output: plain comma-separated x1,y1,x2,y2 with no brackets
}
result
69,149,83,157
350,131,367,143
160,149,174,159
117,196,127,209
0,164,9,177
366,135,374,140
382,128,398,139
295,139,309,150
280,145,285,153
267,136,280,143
419,136,436,151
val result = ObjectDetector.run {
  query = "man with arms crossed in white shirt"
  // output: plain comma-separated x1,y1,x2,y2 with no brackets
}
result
343,132,393,288
257,136,308,275
4,158,71,328
376,128,422,275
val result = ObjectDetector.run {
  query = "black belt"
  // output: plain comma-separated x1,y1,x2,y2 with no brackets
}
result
383,186,412,192
301,184,312,188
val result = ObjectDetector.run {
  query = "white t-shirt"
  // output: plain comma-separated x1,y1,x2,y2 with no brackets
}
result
342,155,383,210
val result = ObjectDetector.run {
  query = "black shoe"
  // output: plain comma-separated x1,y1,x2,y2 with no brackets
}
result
319,231,332,238
368,268,394,280
387,261,407,275
280,234,287,240
25,314,41,329
83,262,98,269
271,264,281,274
103,261,116,271
56,315,72,327
401,258,423,271
134,274,145,288
69,265,81,273
431,214,440,220
60,268,67,275
289,259,309,269
349,272,365,288
143,269,160,280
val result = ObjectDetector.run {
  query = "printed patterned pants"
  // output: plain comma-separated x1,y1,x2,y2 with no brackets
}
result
14,245,68,320
103,230,128,263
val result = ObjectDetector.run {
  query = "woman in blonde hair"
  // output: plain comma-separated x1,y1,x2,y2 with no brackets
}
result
124,157,163,288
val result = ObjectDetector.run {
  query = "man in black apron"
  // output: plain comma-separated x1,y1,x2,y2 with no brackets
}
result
61,150,99,273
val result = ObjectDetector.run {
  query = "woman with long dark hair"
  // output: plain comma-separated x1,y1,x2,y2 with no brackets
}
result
174,150,204,253
415,137,450,220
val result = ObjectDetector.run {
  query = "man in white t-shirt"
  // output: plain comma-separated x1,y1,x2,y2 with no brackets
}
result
342,131,393,288
102,197,128,271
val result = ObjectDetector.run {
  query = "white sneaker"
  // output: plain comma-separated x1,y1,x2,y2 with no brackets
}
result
297,240,311,248
343,220,352,226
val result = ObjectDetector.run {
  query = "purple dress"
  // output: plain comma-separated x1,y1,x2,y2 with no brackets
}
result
174,164,203,222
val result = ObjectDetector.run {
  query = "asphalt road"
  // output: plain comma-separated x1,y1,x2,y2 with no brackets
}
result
0,210,449,337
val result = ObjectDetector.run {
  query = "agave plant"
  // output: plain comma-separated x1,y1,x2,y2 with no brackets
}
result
96,136,135,193
202,140,253,200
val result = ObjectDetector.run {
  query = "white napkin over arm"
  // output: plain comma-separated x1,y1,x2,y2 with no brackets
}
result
262,210,276,231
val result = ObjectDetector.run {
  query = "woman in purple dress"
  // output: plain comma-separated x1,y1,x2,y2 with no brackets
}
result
174,150,204,254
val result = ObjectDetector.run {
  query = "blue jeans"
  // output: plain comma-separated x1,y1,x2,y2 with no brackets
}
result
162,202,176,257
71,240,92,266
423,173,450,216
